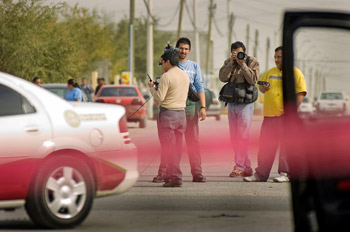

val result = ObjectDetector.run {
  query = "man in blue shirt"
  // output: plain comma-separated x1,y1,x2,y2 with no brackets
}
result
152,37,207,183
81,77,94,101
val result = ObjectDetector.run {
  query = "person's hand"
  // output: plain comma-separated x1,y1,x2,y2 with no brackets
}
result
236,57,245,67
261,85,270,92
199,108,206,121
230,51,236,65
147,79,154,88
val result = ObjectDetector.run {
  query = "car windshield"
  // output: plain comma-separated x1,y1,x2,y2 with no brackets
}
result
44,87,66,98
100,87,138,97
320,93,344,100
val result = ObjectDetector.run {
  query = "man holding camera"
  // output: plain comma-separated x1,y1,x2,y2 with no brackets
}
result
148,50,189,187
244,46,307,182
152,37,207,183
219,41,260,178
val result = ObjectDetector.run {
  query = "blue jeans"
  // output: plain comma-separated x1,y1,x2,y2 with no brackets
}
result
157,108,186,181
227,102,254,171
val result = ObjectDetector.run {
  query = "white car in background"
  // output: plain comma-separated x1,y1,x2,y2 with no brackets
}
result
298,97,314,117
315,91,347,116
0,73,138,229
206,89,222,121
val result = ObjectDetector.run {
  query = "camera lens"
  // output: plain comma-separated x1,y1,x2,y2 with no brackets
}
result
237,52,246,60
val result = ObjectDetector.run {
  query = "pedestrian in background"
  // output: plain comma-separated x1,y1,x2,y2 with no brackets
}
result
65,79,82,102
95,77,105,95
244,46,307,182
152,37,207,183
148,49,189,187
81,77,94,101
32,77,41,86
219,41,260,178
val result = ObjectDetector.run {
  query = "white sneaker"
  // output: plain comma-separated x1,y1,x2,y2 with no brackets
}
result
273,173,289,183
243,174,266,182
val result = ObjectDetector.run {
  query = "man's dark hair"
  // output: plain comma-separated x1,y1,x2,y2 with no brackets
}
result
67,78,80,88
32,76,40,83
275,46,283,52
161,50,179,66
231,41,246,52
176,37,191,49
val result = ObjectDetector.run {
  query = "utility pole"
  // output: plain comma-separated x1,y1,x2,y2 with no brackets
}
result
228,13,235,57
227,0,232,57
246,24,250,52
308,66,313,98
265,37,270,71
146,0,154,119
253,29,259,58
205,0,214,76
177,0,185,38
193,0,200,65
128,0,135,85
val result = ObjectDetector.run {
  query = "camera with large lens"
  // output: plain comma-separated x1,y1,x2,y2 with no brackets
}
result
237,51,246,60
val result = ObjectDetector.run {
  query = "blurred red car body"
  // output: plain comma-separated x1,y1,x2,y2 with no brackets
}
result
95,85,147,128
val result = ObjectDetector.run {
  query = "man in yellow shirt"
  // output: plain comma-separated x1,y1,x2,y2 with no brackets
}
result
244,46,307,182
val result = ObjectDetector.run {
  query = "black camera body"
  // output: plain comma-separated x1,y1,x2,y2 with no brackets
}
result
237,52,247,60
257,81,270,87
164,42,179,53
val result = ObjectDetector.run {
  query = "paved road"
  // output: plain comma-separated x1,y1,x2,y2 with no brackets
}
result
0,115,293,232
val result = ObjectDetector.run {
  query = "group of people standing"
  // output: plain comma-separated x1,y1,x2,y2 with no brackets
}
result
31,76,103,102
149,37,307,187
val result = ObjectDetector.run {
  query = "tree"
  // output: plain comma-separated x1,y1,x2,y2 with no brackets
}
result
0,0,175,84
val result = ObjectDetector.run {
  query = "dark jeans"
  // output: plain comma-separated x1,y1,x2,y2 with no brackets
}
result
184,101,203,177
157,100,203,178
255,116,289,180
157,108,186,181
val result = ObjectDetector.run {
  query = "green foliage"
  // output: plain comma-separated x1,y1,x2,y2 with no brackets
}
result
0,0,175,83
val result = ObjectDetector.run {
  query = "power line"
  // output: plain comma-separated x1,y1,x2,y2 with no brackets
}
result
153,1,181,27
184,0,196,29
213,15,224,37
142,0,157,23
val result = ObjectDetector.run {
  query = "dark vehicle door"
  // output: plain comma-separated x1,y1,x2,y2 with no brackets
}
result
282,12,350,231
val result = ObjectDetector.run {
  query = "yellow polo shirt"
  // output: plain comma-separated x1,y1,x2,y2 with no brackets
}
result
260,67,307,117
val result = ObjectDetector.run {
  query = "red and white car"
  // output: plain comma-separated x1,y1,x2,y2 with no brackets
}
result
95,85,147,128
0,73,138,228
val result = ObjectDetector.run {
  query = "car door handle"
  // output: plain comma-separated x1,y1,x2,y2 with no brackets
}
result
25,127,40,133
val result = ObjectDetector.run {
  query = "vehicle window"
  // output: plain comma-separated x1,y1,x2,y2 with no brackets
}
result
0,84,36,116
294,27,350,119
100,87,138,97
320,93,344,100
44,87,66,98
302,98,309,103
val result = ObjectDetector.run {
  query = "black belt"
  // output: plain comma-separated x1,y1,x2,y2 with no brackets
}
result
159,106,184,112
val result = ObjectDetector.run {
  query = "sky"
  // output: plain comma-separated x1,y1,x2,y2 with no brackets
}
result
45,0,350,94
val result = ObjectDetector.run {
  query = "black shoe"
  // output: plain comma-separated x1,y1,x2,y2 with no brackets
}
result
163,179,182,187
193,175,206,183
152,175,165,183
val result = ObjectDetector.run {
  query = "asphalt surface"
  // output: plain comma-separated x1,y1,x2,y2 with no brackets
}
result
0,115,293,232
